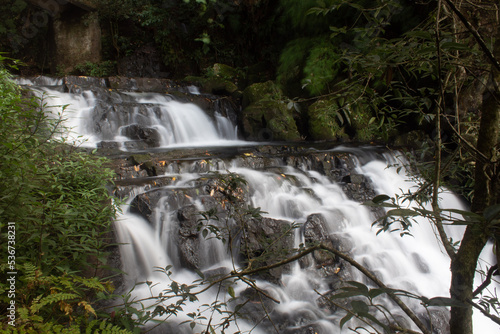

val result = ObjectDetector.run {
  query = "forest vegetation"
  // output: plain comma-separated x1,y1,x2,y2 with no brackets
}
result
0,0,499,333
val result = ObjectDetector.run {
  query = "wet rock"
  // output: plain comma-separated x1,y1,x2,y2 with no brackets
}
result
234,286,280,328
341,173,378,203
120,124,162,148
303,214,336,265
96,141,120,149
202,266,232,282
129,188,170,220
177,204,202,269
64,76,107,90
424,308,450,334
116,44,166,78
239,217,295,283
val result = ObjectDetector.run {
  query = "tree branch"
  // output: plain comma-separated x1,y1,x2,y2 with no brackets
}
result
467,298,500,326
317,244,432,334
473,264,499,297
443,0,500,72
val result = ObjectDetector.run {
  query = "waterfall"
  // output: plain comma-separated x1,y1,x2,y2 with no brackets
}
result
113,152,499,333
18,76,498,333
17,76,245,150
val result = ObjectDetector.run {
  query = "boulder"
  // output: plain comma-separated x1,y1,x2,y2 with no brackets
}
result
239,217,295,283
177,204,202,270
241,82,301,141
307,98,347,141
120,124,162,147
241,80,279,108
52,8,101,74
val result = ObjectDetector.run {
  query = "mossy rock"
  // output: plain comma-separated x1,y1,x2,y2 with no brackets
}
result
242,81,282,108
307,99,347,141
210,63,240,81
242,98,301,141
202,77,238,95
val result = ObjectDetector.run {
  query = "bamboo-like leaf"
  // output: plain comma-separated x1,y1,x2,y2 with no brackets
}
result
351,300,369,314
227,285,235,299
372,194,391,203
386,208,419,217
340,312,354,328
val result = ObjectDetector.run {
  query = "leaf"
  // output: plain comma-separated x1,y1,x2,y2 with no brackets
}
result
340,312,353,328
78,301,97,317
426,296,466,308
372,194,391,204
368,288,385,299
330,289,367,300
346,281,369,294
386,208,419,217
404,30,433,40
227,285,235,299
171,281,179,294
441,42,470,51
351,300,369,314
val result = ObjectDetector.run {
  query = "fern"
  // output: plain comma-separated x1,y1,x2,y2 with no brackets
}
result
30,292,80,314
74,276,111,293
86,319,135,334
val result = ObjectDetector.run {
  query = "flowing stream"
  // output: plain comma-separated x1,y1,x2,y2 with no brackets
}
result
19,77,499,333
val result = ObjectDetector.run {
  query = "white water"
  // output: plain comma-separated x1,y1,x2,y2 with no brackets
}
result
17,77,245,149
18,76,498,332
113,153,500,333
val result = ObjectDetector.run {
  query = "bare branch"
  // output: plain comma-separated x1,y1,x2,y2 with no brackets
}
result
443,0,500,72
473,264,499,297
317,244,432,334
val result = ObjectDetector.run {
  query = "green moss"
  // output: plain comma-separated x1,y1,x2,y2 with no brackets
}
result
131,154,152,165
307,98,347,141
242,81,282,107
241,91,300,141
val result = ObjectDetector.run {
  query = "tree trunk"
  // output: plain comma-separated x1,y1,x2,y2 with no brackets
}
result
449,21,500,334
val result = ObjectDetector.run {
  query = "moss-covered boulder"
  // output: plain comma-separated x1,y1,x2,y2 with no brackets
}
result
242,80,280,108
307,98,347,141
241,81,301,141
210,63,240,81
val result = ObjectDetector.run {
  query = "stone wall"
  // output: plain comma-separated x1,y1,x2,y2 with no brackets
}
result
53,7,101,73
26,0,101,73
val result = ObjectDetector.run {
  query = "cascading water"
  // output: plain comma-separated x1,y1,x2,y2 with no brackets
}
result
113,151,499,333
16,76,245,150
18,76,499,333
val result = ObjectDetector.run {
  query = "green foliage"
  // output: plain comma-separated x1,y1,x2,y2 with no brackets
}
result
302,38,342,95
0,1,28,53
73,61,117,77
275,0,489,143
279,0,334,35
276,37,316,94
0,56,129,332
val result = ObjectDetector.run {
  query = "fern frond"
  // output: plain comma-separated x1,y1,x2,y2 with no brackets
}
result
85,319,135,334
30,292,79,313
